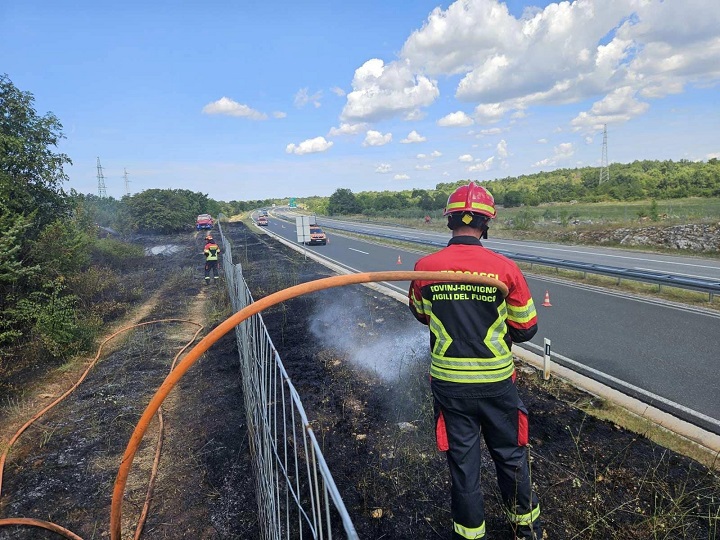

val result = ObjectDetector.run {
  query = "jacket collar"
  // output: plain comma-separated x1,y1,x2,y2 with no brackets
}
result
448,235,483,247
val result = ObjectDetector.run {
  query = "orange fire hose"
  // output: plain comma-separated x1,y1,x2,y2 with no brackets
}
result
0,319,203,540
0,517,84,539
110,271,507,540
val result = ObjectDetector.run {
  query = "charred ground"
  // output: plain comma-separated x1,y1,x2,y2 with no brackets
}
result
0,221,718,539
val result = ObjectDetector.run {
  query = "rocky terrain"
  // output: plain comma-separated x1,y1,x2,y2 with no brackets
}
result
510,222,720,254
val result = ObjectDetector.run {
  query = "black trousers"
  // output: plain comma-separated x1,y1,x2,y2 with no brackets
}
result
433,381,541,539
204,260,219,280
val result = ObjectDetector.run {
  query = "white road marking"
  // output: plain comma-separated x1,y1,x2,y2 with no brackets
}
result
348,247,369,254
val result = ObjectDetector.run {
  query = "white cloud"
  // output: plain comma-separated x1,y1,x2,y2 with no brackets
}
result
437,111,474,127
341,58,439,121
533,142,575,167
375,163,392,173
571,87,650,133
363,130,392,147
476,127,504,137
415,164,431,170
202,97,267,120
707,152,720,160
417,153,427,159
556,142,575,156
394,174,411,180
474,103,509,124
404,109,427,121
286,136,333,155
537,138,548,144
496,139,508,159
431,150,443,157
273,111,287,119
401,130,427,143
458,154,474,162
328,122,368,137
330,86,346,97
349,0,720,126
468,156,495,172
294,88,323,108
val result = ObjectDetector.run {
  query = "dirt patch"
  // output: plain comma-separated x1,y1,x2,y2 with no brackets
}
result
1,223,718,540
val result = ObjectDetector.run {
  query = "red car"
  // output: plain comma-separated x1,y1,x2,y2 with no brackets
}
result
196,214,214,230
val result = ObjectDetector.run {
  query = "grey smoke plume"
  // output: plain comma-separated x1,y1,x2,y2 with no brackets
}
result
309,290,428,382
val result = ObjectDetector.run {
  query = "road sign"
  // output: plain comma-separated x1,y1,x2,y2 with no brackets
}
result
296,215,311,244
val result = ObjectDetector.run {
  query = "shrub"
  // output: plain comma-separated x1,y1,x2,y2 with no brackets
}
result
91,238,144,269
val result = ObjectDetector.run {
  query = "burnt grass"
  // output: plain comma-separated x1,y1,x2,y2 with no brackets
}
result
1,221,719,539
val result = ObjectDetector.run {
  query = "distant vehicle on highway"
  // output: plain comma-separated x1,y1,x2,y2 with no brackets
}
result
196,214,214,230
305,225,327,245
257,216,269,226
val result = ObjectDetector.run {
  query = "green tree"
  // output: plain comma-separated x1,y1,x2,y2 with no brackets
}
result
0,204,40,344
327,188,361,215
649,199,659,221
118,188,212,234
504,190,523,207
0,74,72,236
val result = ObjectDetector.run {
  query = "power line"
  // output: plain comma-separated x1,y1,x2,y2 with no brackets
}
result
97,157,107,198
599,124,609,185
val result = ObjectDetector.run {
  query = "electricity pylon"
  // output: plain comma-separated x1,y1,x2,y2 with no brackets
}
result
97,157,107,198
599,124,609,185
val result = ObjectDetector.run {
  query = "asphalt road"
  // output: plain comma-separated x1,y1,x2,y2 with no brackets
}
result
307,215,720,282
254,213,720,434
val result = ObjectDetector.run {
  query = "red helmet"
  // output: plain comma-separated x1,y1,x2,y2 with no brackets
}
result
443,182,496,219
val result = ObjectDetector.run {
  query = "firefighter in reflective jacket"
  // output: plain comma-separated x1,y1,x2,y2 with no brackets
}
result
203,235,220,285
409,182,542,540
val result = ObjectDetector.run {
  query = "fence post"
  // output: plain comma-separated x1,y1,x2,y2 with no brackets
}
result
543,338,552,380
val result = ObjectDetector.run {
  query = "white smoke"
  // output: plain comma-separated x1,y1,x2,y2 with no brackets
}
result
309,290,428,382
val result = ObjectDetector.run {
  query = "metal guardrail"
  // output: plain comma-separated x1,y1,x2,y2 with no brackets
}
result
217,220,359,540
312,218,720,300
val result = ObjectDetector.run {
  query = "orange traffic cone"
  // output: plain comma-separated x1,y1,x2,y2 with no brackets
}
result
397,255,402,265
542,290,552,307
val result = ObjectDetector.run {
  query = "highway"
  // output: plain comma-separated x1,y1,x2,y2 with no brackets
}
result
252,212,720,435
308,215,720,282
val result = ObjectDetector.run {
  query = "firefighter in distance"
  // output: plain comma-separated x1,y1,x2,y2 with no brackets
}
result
408,182,542,540
203,235,220,285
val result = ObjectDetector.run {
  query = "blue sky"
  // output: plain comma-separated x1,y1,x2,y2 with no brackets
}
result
2,0,719,201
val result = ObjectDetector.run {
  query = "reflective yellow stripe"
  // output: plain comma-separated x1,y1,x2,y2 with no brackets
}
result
429,313,453,357
484,309,509,358
431,353,513,369
446,201,467,211
506,298,537,324
446,201,494,215
430,358,514,383
454,520,486,539
470,201,495,215
505,504,540,526
411,290,424,313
